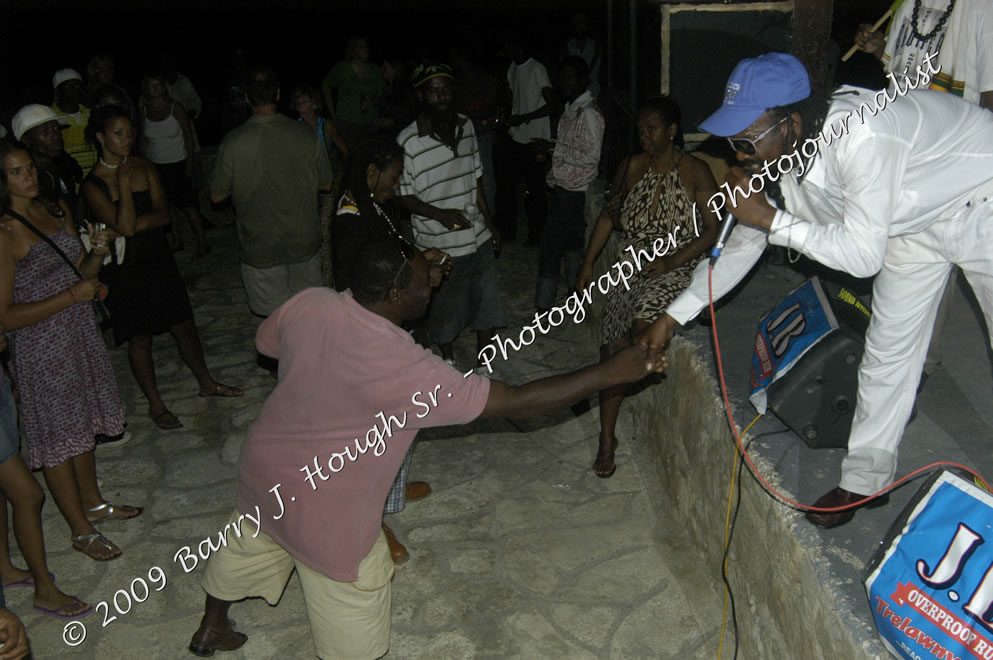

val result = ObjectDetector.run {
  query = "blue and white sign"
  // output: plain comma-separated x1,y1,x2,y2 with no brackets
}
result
865,471,993,660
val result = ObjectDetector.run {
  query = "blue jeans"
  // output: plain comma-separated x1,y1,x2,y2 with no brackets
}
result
426,243,507,345
536,188,587,309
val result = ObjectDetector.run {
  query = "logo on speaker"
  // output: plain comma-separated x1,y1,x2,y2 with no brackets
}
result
765,302,807,359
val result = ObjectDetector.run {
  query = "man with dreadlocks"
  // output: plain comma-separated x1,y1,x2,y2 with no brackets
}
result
396,63,507,368
639,52,993,528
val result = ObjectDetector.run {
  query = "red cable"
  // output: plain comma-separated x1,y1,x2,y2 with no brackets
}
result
707,264,991,512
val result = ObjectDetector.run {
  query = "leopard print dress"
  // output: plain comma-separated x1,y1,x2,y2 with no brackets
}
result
601,156,703,344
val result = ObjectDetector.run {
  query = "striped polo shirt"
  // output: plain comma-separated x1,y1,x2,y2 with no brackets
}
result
397,114,490,257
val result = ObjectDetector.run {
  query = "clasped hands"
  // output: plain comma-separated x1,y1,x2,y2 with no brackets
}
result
607,320,676,382
634,314,678,375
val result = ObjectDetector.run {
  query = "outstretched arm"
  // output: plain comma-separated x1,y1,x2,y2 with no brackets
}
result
480,344,663,419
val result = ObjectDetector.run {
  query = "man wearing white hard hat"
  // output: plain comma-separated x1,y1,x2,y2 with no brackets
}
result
640,52,993,528
12,104,82,210
51,68,97,176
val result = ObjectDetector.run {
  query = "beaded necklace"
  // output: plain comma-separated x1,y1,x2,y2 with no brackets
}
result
910,0,956,42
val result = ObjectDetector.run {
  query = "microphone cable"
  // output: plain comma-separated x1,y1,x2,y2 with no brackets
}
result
706,262,992,659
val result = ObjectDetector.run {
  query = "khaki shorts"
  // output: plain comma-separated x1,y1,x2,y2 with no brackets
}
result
241,252,322,317
202,510,394,659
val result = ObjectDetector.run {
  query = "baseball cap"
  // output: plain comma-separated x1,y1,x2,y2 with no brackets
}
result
11,104,66,141
411,63,453,88
52,68,83,89
699,53,811,137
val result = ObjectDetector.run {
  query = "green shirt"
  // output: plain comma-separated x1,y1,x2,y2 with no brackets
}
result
321,61,386,125
211,114,332,268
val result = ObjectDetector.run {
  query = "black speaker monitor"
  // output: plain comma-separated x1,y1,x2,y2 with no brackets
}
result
766,291,870,449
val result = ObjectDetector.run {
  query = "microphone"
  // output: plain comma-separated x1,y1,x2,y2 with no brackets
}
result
709,212,736,265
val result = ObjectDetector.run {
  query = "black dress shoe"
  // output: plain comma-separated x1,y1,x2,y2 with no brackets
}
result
189,626,248,657
805,486,890,529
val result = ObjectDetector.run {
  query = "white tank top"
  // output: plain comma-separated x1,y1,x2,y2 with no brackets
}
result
144,103,186,164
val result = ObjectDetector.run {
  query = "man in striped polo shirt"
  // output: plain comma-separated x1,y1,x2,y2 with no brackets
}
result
397,63,507,366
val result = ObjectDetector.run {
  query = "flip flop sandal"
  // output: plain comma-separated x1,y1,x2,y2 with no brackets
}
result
3,571,55,589
34,597,92,620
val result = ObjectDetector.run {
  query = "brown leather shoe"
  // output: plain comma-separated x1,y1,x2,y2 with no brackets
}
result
382,522,409,565
188,625,248,657
805,487,890,528
405,481,432,502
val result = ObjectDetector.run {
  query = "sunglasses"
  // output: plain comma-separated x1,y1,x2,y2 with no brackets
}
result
727,116,789,156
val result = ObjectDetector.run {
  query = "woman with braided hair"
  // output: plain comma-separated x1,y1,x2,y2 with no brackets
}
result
332,137,449,564
332,137,448,290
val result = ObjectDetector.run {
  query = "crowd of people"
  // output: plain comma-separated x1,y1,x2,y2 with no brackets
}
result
0,0,989,655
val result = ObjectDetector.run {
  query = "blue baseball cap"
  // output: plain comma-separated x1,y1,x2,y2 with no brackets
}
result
699,53,811,137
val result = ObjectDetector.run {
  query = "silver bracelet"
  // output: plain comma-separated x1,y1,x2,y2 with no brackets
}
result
779,212,802,264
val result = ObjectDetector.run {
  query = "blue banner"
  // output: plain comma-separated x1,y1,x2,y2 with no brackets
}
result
749,277,839,414
866,472,993,660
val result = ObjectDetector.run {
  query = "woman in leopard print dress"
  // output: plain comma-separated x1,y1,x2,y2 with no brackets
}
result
578,96,720,478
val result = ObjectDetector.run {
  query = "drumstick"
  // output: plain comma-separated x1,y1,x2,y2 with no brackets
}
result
842,8,894,62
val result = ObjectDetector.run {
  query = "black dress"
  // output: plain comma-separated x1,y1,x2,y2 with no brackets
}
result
84,175,194,345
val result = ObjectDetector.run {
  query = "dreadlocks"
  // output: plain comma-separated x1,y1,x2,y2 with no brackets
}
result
341,138,405,225
763,86,834,210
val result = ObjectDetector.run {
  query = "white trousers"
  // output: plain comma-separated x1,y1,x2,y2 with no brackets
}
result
840,198,993,495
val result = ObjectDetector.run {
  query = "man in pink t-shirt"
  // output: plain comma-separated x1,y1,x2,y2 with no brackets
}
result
188,238,662,659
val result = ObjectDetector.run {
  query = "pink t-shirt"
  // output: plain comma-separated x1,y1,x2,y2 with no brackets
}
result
236,288,490,581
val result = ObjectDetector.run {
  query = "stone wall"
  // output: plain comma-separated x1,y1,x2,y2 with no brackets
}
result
582,184,876,659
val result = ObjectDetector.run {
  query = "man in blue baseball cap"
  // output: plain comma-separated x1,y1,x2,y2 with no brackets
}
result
639,52,993,528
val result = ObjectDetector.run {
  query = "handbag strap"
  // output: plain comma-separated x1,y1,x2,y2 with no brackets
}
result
4,209,84,281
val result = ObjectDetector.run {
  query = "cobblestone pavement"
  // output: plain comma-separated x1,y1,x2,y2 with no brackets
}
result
14,223,729,659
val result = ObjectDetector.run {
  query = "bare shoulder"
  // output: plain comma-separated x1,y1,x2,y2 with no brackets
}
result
129,157,158,186
624,152,650,184
128,155,156,171
681,153,714,178
0,219,26,260
680,153,720,189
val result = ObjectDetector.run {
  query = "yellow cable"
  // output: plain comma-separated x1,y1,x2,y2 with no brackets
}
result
718,413,761,659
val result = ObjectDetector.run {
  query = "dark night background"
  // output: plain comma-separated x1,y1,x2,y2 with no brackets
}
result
4,0,893,148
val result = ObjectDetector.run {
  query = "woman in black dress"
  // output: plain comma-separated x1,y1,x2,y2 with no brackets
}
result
81,106,242,430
